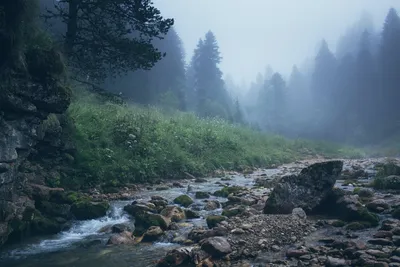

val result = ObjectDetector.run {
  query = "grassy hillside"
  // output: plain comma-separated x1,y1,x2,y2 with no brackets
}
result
66,89,364,188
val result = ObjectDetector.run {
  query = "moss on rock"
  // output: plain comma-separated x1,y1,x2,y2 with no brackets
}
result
71,200,110,220
173,195,193,207
206,215,226,229
213,186,245,198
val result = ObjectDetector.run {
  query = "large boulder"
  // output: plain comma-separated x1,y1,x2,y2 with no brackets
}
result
316,189,379,227
264,160,343,214
71,201,110,220
200,237,232,257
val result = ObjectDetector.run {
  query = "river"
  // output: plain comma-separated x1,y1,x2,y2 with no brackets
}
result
0,159,377,267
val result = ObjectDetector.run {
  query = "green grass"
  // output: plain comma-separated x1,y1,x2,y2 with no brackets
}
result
66,88,364,188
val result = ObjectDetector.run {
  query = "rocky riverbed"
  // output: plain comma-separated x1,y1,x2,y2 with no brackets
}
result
1,157,400,267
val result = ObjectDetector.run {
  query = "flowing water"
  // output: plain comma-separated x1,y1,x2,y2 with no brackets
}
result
0,160,381,267
0,171,271,267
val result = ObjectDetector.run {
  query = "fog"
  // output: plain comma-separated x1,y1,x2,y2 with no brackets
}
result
155,0,400,84
38,0,400,147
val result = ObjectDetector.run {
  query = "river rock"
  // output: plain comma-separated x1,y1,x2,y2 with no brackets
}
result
325,256,347,266
135,212,171,230
195,191,211,199
263,161,343,214
335,195,379,226
200,237,232,257
204,200,221,211
71,200,110,220
156,246,210,267
111,223,134,233
123,203,155,216
292,208,307,220
107,231,135,245
374,175,400,190
160,206,186,222
184,209,200,219
206,215,226,228
367,199,390,213
143,226,164,242
173,195,194,207
356,188,374,198
188,228,228,243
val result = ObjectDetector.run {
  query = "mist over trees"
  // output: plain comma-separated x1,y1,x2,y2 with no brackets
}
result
238,8,400,146
38,3,400,146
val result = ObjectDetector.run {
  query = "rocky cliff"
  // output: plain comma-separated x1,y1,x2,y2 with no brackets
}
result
0,1,73,246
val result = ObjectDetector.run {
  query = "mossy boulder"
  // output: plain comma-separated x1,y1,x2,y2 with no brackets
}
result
36,201,71,219
71,201,110,220
206,215,226,229
355,188,374,198
331,220,346,227
135,212,170,230
375,162,400,177
184,209,200,219
336,195,379,227
372,175,400,190
173,195,194,207
345,222,371,231
195,191,210,199
222,206,245,217
213,186,245,198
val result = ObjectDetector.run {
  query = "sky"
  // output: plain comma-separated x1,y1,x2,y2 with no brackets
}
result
154,0,400,85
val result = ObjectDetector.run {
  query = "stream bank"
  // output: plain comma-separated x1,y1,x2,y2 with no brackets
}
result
1,158,400,267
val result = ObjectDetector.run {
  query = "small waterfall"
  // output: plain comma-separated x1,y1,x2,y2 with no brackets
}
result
6,201,131,258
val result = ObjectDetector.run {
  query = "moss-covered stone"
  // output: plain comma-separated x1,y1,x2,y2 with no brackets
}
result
173,195,194,207
71,201,110,220
135,212,170,230
392,207,400,219
373,175,400,190
185,209,200,219
357,208,380,226
221,206,245,217
206,215,226,229
213,186,245,198
331,220,346,227
345,222,370,231
355,188,374,198
195,191,210,199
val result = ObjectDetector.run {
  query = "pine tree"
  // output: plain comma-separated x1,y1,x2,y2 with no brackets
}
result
191,31,232,119
355,30,378,142
148,27,186,110
379,8,400,138
44,0,174,81
233,98,245,124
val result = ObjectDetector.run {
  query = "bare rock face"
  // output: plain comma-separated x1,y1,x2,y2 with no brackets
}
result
0,4,72,247
264,160,343,214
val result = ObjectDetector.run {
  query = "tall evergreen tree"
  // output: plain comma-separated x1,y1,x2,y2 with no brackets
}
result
44,0,174,81
355,30,378,141
147,27,186,110
191,31,232,119
380,8,400,138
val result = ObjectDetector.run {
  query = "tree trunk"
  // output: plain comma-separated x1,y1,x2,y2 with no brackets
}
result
65,0,78,55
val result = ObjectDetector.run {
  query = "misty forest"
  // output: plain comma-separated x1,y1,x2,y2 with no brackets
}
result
2,1,400,267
